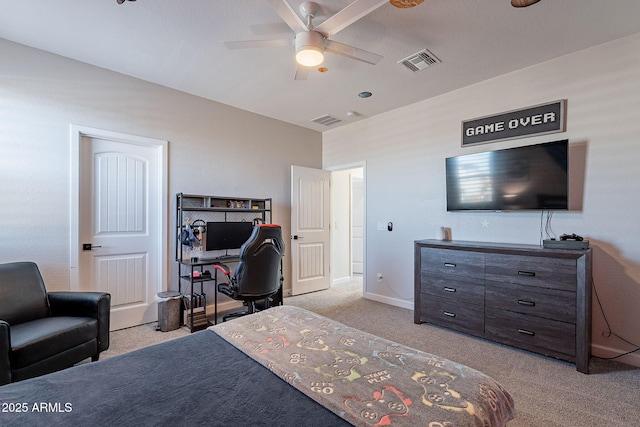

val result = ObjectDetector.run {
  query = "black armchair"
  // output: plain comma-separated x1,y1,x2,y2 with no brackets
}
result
0,262,110,386
216,224,284,321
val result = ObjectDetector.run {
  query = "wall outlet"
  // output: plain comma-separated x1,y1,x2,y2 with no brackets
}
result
377,273,383,282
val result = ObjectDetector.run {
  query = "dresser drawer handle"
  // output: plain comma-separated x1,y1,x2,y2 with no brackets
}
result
517,328,535,336
517,299,535,307
517,270,536,277
443,287,457,293
443,311,456,318
444,262,457,268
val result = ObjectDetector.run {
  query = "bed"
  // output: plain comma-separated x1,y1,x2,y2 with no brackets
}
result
0,306,514,426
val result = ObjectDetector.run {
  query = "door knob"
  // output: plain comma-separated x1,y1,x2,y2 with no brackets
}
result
82,243,102,251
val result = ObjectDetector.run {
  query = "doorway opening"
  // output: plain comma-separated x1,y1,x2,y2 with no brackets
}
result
330,164,365,296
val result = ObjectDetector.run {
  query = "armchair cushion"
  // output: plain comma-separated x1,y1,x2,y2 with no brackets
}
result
10,317,98,370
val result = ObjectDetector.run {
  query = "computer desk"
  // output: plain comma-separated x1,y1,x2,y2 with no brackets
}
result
177,255,239,332
177,255,283,331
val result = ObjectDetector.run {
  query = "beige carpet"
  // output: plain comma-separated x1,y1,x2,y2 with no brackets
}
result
104,281,640,426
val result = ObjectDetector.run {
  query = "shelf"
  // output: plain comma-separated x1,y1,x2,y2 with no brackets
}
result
180,207,268,213
176,192,272,332
179,273,212,282
179,194,268,211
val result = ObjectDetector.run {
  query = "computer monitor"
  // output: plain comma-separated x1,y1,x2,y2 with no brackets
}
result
205,222,254,251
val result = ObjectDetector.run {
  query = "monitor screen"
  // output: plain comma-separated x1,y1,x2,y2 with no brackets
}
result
446,140,568,211
205,222,254,251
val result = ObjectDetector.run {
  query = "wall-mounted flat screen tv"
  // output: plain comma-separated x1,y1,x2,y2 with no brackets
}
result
205,221,254,251
446,140,568,211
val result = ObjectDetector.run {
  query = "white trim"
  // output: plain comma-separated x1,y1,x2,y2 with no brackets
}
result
591,343,640,369
332,276,352,286
69,125,169,293
364,291,414,311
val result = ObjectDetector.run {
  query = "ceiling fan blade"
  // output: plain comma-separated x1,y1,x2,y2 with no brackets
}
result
267,0,308,33
511,0,541,7
324,39,383,65
294,64,309,80
314,0,388,38
223,38,293,50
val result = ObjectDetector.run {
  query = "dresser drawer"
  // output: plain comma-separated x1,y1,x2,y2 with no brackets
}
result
421,297,484,336
422,274,484,304
421,248,484,279
485,308,575,359
485,281,576,323
485,253,576,291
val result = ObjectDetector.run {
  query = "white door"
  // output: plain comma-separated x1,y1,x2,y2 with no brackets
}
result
291,165,331,295
351,175,364,275
70,126,168,331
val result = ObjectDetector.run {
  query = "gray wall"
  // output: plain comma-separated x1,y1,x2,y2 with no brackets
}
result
324,33,640,367
0,38,322,297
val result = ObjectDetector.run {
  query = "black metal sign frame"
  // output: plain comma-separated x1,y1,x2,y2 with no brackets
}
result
461,100,566,147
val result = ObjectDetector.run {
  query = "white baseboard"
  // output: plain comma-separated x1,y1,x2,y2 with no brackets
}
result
363,291,413,310
591,343,640,368
332,276,351,286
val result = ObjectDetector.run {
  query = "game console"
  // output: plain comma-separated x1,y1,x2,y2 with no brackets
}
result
543,233,589,249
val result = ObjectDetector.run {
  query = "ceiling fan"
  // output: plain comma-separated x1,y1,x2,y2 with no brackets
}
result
223,0,422,80
511,0,541,7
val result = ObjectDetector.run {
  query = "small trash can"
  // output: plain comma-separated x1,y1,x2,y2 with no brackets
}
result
156,291,181,332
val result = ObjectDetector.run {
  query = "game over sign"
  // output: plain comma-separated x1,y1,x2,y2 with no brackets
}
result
462,100,566,146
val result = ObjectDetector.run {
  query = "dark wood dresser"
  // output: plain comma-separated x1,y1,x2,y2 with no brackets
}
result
414,239,592,373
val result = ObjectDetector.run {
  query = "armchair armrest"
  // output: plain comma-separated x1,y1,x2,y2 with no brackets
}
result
0,320,11,386
215,264,236,298
48,292,111,353
214,264,231,276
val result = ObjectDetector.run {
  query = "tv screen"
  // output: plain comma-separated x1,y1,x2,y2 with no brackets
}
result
205,222,254,251
446,140,568,211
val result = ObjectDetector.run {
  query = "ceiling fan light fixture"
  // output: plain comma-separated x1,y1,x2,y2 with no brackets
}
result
295,31,325,67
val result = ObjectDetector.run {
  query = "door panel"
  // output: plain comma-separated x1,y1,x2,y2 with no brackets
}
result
291,166,330,295
351,175,364,275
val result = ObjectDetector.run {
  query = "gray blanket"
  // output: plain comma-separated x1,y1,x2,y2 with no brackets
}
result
0,329,349,426
213,306,515,426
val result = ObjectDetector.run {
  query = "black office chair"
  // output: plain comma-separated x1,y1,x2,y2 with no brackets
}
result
215,224,284,321
0,262,111,385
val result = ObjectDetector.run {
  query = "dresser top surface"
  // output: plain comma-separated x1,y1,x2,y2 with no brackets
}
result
415,239,591,258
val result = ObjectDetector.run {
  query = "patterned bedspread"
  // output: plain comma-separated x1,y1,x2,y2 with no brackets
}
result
211,306,515,426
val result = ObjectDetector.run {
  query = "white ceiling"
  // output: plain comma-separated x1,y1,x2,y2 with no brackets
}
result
2,0,640,132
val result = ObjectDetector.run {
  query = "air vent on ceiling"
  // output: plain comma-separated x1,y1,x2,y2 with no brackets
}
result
311,114,343,126
398,49,440,73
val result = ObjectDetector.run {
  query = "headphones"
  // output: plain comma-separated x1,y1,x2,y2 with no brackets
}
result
180,219,206,247
191,219,206,235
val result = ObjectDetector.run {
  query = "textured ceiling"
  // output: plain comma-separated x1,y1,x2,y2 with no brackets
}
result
1,0,640,131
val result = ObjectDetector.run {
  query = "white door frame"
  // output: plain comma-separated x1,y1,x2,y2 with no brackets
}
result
327,161,366,293
69,125,169,294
